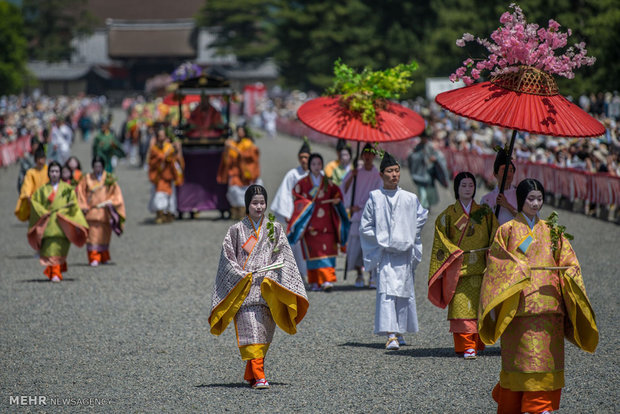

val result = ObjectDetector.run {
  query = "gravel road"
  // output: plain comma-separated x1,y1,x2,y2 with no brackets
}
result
1,111,618,413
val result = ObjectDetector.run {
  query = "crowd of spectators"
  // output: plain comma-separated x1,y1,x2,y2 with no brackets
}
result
0,94,107,147
270,89,620,222
272,90,620,177
1,94,108,194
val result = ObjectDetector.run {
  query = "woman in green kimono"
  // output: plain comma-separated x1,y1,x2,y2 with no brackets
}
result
92,121,125,173
428,171,497,359
28,161,89,282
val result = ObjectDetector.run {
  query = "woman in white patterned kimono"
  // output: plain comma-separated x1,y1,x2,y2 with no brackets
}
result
209,185,309,389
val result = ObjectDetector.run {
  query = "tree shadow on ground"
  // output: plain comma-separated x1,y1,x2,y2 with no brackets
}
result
324,285,374,292
386,347,502,358
69,262,116,267
19,278,77,283
137,211,229,226
338,341,386,350
195,382,287,389
177,214,228,222
338,342,501,357
7,254,37,260
137,218,161,226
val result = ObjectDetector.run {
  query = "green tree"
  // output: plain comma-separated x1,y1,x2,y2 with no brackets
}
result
196,0,277,62
0,0,28,95
22,0,96,62
422,0,620,96
273,1,432,92
273,0,378,90
197,0,619,95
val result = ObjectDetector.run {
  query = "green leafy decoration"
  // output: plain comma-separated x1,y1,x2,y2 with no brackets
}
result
60,187,72,200
366,142,385,159
470,203,493,224
326,59,418,127
302,136,312,151
266,213,280,253
104,173,117,188
545,211,574,254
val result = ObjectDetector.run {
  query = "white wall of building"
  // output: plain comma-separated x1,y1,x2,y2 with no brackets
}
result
71,29,112,65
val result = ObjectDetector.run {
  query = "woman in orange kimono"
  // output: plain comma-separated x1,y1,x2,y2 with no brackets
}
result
76,156,126,266
148,128,184,223
287,153,350,291
217,125,261,220
479,179,598,414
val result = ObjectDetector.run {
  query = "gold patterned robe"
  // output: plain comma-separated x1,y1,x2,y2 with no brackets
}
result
479,214,598,392
209,216,309,360
428,201,497,332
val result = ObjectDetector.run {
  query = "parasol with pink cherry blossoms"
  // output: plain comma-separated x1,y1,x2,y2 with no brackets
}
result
435,4,605,217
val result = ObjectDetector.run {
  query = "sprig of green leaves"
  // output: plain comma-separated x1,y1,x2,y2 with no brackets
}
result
326,59,418,127
266,213,280,253
471,203,493,224
546,211,574,254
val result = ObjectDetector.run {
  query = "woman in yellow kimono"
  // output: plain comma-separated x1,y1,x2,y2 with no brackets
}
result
428,172,497,359
76,156,126,266
28,161,89,282
479,178,598,414
209,185,308,389
15,147,48,222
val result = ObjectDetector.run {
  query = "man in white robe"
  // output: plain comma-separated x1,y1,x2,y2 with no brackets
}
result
480,149,518,225
270,141,310,279
341,143,383,288
50,118,73,165
360,152,428,350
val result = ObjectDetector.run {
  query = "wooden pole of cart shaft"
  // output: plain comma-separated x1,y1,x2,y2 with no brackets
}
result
343,140,361,280
495,129,518,217
177,96,182,126
225,95,231,134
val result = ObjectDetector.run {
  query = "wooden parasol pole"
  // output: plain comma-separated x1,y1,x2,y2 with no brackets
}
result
343,140,361,280
495,129,518,217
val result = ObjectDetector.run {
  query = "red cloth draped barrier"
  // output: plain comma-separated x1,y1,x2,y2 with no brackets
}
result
0,135,32,167
438,147,620,206
277,118,620,206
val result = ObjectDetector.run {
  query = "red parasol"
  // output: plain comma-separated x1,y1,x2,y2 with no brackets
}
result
162,93,201,106
436,66,605,216
297,96,425,142
435,68,605,138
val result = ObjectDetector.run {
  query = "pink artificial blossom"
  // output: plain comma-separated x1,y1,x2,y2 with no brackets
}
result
500,12,512,24
449,3,596,84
